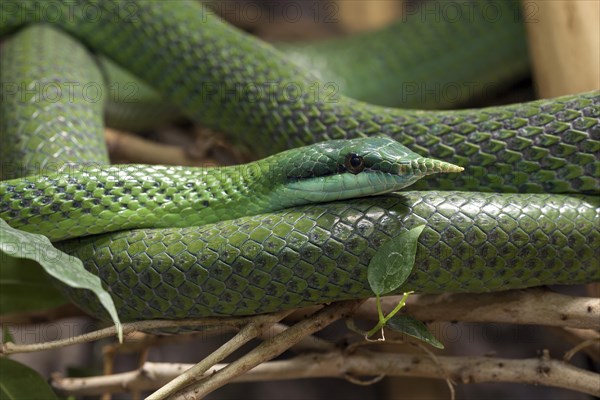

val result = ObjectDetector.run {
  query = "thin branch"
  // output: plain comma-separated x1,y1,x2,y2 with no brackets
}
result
564,338,600,363
101,341,116,400
411,339,456,400
0,315,281,355
356,289,600,329
168,300,365,399
52,363,188,395
52,351,600,397
552,327,600,363
105,128,219,166
3,289,597,358
147,310,293,400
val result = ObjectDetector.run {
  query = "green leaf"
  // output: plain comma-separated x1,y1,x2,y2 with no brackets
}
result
0,255,67,315
0,357,58,399
387,315,444,349
367,225,425,296
0,219,122,341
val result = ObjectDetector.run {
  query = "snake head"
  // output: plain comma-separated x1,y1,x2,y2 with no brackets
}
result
267,137,463,205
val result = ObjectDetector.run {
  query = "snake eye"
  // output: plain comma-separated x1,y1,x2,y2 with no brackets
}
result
344,153,365,174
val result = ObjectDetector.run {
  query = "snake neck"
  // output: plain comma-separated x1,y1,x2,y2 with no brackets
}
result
0,163,283,241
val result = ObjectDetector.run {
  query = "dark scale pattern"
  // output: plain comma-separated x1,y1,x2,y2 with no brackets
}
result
0,163,276,241
385,93,600,193
57,192,600,321
4,1,598,194
0,25,108,179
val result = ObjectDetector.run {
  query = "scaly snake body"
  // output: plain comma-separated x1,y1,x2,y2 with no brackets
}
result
0,1,598,321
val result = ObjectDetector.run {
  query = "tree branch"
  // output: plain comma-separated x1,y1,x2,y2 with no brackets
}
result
553,327,600,363
52,350,600,397
147,310,293,400
1,315,279,355
356,289,600,329
105,128,218,166
167,300,365,399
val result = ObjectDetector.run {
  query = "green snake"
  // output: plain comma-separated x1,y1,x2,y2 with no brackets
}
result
0,0,598,322
0,136,462,240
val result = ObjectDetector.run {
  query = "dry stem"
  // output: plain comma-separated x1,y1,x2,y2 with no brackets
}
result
357,289,600,329
167,300,365,399
52,351,600,397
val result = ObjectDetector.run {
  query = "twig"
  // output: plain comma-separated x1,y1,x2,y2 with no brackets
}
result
169,300,365,399
555,327,600,362
52,351,600,397
2,288,595,356
412,340,456,400
0,315,279,355
147,310,293,400
356,289,600,329
0,289,600,354
105,128,218,166
564,338,600,363
52,363,194,395
102,332,155,399
101,342,116,400
3,288,594,353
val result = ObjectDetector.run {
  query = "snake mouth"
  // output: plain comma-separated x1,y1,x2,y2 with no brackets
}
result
283,158,463,203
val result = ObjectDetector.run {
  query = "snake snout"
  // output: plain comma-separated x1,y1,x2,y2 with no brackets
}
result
411,158,464,176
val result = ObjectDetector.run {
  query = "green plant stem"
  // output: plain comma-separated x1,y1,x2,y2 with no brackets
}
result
366,292,413,338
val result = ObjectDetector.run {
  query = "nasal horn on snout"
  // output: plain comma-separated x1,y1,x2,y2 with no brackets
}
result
397,157,464,176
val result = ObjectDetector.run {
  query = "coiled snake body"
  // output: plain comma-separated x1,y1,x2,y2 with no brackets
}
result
0,1,598,321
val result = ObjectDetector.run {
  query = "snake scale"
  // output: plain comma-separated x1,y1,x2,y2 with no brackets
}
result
0,0,598,322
